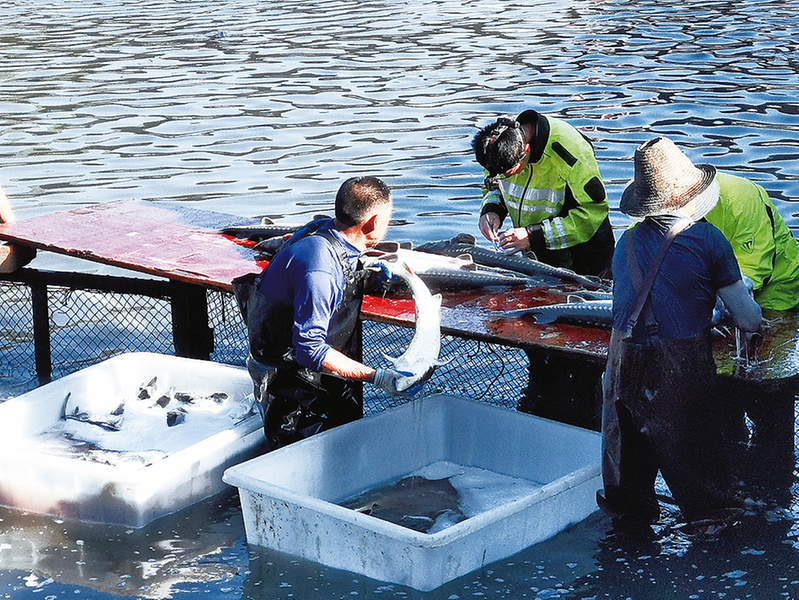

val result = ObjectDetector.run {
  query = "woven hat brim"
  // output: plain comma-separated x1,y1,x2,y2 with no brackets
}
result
620,163,717,218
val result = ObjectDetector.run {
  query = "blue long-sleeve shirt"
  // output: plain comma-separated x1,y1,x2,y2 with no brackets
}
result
612,219,741,339
257,222,361,371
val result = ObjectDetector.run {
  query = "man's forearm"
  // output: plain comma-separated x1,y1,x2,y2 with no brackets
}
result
321,347,376,382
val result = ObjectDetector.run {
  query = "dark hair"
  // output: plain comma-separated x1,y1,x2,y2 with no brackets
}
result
472,117,526,177
335,176,392,227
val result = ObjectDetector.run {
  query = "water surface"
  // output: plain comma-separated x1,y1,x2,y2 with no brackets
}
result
1,0,798,598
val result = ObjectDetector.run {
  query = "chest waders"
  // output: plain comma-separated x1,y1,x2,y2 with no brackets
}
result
601,220,740,523
239,226,366,451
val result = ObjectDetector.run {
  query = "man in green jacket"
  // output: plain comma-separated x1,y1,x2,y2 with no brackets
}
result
707,173,799,311
472,109,614,278
472,110,615,429
646,138,799,311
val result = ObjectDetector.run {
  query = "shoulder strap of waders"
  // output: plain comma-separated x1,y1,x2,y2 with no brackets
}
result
623,218,692,338
315,228,363,287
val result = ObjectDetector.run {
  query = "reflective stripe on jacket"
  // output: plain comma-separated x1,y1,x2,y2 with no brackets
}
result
705,172,799,311
480,110,609,251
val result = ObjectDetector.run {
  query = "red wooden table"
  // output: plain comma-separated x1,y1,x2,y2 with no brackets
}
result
0,200,264,292
2,200,797,382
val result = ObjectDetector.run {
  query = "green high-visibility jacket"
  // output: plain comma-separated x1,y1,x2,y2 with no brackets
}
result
479,110,611,273
705,172,799,311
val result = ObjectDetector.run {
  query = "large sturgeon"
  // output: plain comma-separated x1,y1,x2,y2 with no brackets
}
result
221,222,302,241
500,299,614,328
363,247,535,291
416,234,611,292
363,255,444,394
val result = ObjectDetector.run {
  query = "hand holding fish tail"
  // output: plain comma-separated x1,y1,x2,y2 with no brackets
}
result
363,256,443,394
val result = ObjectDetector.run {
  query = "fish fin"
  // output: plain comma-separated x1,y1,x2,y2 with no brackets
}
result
60,392,71,420
452,233,476,245
499,308,532,318
532,312,558,324
455,254,477,270
381,352,400,366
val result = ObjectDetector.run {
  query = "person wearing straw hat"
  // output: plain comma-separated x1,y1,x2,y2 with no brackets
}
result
472,109,614,278
599,137,762,526
639,137,799,311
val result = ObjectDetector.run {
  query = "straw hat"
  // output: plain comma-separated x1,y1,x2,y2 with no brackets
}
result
620,137,718,219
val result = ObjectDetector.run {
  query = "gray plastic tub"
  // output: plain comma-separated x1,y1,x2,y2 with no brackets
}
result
0,352,263,527
223,394,601,591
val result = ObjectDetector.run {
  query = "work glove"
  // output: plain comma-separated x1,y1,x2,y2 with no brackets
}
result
373,368,419,397
742,274,755,297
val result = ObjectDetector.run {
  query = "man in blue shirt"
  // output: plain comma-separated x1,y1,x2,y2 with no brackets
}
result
244,176,408,449
601,138,762,526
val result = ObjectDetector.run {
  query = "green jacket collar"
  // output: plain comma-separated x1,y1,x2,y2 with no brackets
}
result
517,109,550,164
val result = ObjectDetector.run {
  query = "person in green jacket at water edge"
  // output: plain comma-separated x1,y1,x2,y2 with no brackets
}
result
472,109,615,279
645,137,799,312
472,110,615,428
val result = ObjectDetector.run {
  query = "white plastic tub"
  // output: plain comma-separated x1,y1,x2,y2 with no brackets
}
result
223,394,601,591
0,352,264,527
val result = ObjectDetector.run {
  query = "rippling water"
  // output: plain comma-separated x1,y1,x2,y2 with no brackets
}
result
2,0,799,598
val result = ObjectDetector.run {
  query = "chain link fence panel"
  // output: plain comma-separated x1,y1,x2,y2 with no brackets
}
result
2,279,797,462
0,281,529,414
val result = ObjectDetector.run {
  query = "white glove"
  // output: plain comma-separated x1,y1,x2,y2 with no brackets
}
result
373,368,414,396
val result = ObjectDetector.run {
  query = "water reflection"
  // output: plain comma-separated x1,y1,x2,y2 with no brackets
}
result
0,490,246,598
2,0,798,243
1,0,799,597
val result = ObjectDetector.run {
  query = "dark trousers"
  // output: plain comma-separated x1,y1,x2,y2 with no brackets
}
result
602,332,740,522
518,350,604,431
247,354,362,451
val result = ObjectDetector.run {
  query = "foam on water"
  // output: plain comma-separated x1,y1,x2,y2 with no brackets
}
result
415,460,544,520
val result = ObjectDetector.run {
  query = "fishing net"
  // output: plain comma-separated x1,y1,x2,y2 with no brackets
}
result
1,276,796,464
0,278,529,414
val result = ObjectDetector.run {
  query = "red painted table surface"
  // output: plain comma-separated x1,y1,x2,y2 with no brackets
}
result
362,285,612,364
0,200,265,291
2,201,796,379
363,291,799,380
